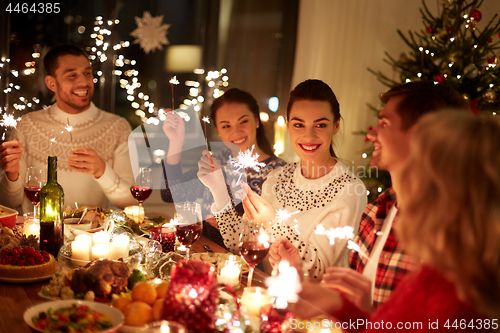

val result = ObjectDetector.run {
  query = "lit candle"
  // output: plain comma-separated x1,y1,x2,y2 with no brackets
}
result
124,205,145,223
93,231,110,245
240,287,271,317
23,220,40,238
75,234,92,258
217,256,241,288
72,239,90,261
92,244,109,260
109,234,130,260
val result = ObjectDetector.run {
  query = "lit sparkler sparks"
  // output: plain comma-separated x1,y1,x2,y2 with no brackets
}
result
347,240,370,260
169,76,180,85
276,209,300,222
227,145,266,184
202,116,210,123
265,260,302,309
314,225,354,245
66,118,73,142
0,112,21,140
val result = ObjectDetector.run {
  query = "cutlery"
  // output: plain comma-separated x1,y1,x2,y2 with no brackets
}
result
203,244,214,253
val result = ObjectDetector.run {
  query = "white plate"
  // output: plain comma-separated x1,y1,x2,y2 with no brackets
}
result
24,299,124,333
0,274,53,283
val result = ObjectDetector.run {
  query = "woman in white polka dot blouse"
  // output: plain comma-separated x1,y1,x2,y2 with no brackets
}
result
198,79,367,279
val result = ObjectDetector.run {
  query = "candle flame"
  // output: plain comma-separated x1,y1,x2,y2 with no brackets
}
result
202,116,210,123
169,76,180,85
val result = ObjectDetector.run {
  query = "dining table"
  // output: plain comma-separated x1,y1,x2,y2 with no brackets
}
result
0,233,269,333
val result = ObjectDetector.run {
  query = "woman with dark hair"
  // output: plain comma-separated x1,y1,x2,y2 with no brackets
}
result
198,80,366,279
161,88,286,248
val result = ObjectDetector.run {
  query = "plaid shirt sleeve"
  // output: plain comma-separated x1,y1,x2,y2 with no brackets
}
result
349,187,416,309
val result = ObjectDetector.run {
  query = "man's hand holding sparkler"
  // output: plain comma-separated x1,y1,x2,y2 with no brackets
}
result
162,111,185,165
321,267,374,314
0,141,23,181
197,150,229,211
241,183,276,225
68,147,106,179
269,237,302,272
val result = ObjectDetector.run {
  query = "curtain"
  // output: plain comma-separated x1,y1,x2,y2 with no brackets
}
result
284,0,497,169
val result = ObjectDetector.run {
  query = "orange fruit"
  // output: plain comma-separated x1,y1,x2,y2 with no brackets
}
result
111,295,132,314
155,281,169,300
152,298,164,321
124,301,153,327
131,282,157,305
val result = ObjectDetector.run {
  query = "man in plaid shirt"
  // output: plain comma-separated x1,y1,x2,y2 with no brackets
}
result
269,81,467,313
326,81,468,313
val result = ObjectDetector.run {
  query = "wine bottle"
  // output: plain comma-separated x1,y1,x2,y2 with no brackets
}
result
39,155,65,256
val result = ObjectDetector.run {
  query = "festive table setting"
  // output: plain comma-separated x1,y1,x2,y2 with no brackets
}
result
0,205,303,333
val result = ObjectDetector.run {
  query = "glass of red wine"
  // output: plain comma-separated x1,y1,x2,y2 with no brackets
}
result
174,202,203,259
239,220,271,287
24,166,46,221
130,167,153,223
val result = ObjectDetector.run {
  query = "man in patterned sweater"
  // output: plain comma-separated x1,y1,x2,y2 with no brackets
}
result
270,81,467,313
0,45,136,212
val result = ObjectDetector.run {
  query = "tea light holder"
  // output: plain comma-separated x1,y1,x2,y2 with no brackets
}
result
92,243,110,260
71,239,90,261
124,205,145,223
23,219,40,238
149,227,176,253
240,287,271,317
109,234,130,260
217,254,242,289
93,231,110,245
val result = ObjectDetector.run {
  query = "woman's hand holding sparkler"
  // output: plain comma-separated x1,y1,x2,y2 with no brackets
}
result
68,147,106,179
241,183,276,225
269,237,302,273
321,267,374,314
0,141,23,181
162,111,185,165
197,150,229,211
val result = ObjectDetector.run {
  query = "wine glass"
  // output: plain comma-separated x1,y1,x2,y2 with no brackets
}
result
24,167,45,221
130,167,153,222
239,220,270,287
174,202,203,259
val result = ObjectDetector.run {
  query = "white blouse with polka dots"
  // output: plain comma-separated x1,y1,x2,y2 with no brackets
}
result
213,160,367,280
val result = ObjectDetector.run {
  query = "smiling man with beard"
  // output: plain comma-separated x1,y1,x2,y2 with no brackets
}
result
0,45,136,212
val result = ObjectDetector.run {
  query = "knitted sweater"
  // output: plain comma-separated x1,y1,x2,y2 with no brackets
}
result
0,103,137,212
215,160,367,279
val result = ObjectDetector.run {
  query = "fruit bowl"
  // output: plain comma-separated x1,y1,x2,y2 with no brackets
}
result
0,205,18,228
24,300,124,333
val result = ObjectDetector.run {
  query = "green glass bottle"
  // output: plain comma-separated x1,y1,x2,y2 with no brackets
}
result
39,155,65,257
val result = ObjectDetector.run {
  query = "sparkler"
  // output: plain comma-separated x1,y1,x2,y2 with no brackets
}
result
347,240,371,261
275,209,300,222
227,145,266,185
66,118,73,142
265,260,302,309
169,76,179,110
314,225,354,245
0,111,21,140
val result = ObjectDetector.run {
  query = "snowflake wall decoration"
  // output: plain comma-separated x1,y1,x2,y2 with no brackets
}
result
130,11,170,54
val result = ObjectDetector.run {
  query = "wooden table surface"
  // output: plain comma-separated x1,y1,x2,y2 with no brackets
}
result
0,235,269,333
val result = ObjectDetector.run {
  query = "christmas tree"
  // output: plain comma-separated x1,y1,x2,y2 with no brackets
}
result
370,0,500,114
362,0,500,202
